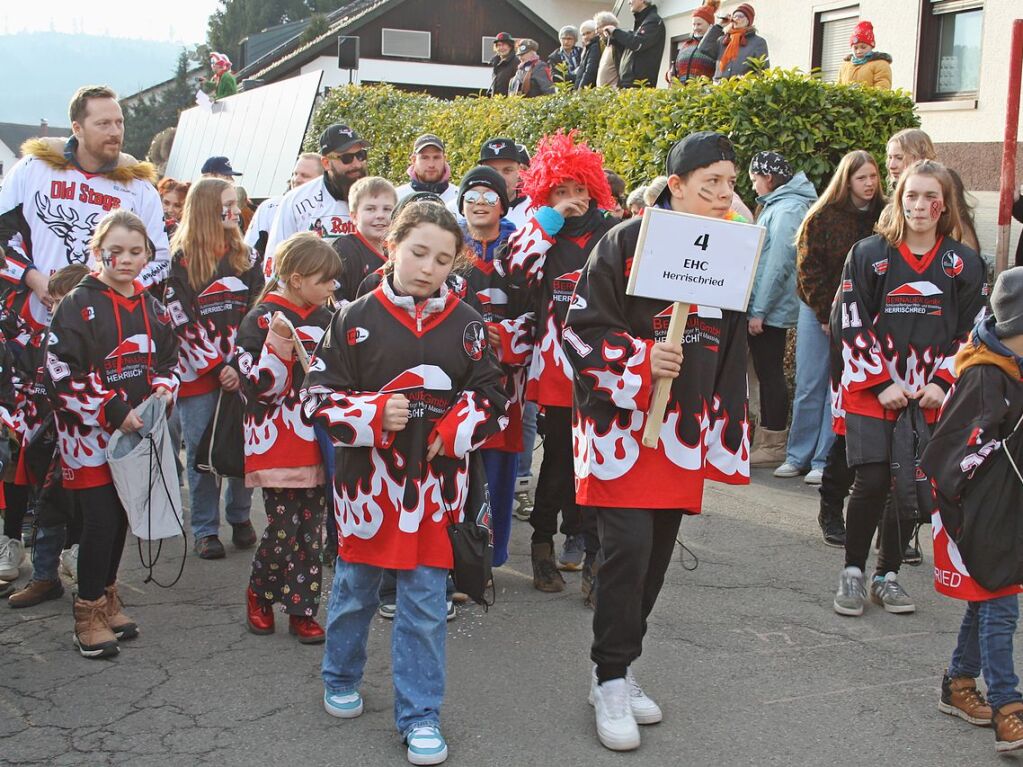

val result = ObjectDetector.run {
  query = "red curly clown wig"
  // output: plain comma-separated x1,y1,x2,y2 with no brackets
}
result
520,130,616,211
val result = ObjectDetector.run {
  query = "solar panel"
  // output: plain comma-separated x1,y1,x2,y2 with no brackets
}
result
164,70,324,199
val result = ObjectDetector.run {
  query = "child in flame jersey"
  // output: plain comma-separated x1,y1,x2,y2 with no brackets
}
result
301,202,506,761
236,234,339,643
504,130,617,590
45,211,179,659
563,131,750,752
833,160,986,619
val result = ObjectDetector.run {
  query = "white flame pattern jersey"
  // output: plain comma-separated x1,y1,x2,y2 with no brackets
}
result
44,276,180,489
505,210,616,408
837,234,986,424
300,279,508,570
234,296,333,475
163,252,264,398
562,218,750,511
920,358,1023,601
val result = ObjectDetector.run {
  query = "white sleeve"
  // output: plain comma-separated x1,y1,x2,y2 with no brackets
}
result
244,201,265,248
136,182,170,287
0,156,28,221
264,196,296,272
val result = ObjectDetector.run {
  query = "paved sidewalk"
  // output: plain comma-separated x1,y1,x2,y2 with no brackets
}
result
0,469,1013,766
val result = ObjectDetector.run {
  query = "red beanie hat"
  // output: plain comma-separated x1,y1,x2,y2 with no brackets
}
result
734,3,755,24
850,21,875,48
693,0,719,24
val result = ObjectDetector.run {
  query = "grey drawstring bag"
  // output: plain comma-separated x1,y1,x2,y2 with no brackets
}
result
106,394,186,586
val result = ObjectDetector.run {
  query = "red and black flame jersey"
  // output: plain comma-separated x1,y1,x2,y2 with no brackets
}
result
563,218,750,511
10,328,48,445
235,295,333,478
301,276,508,570
463,244,535,453
163,250,264,398
506,206,616,408
838,234,986,424
45,275,180,489
331,232,387,303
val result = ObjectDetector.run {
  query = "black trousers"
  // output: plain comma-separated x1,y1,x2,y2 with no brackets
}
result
843,462,915,575
3,482,28,539
748,325,790,431
530,406,582,544
76,483,128,601
819,435,855,510
591,506,683,682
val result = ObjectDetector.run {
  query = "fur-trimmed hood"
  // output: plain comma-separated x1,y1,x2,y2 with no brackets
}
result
843,51,892,64
20,137,157,184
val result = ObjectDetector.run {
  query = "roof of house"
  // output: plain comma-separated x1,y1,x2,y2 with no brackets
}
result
240,18,309,69
0,122,71,154
237,0,558,82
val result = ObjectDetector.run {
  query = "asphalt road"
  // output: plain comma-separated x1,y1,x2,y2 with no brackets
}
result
0,466,1015,766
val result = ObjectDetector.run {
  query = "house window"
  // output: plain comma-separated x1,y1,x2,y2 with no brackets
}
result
917,0,983,100
812,6,860,83
381,28,431,59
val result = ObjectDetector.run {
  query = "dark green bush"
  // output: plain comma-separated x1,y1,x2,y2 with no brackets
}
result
308,69,918,204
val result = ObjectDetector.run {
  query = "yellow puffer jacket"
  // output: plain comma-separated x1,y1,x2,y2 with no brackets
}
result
837,52,892,89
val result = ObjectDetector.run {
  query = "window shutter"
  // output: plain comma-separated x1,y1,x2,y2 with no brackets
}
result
820,13,860,82
381,29,431,59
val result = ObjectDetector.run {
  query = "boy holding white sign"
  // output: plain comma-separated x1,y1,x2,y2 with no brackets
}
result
563,131,750,751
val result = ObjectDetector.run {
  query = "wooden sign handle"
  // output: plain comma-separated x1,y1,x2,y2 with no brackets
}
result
642,301,690,449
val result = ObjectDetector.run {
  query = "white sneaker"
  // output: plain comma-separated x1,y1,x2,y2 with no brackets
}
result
60,545,79,584
804,469,824,485
589,674,640,751
0,535,24,581
773,462,806,478
626,667,662,724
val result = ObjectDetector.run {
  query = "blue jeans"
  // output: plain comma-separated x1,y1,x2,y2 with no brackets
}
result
177,390,252,540
517,402,538,478
949,594,1023,710
31,524,65,582
323,559,447,737
785,302,836,471
482,448,518,567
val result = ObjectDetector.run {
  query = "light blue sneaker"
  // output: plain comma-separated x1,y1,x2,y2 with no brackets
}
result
405,724,448,765
323,689,363,719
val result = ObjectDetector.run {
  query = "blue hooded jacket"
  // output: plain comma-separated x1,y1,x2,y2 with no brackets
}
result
748,172,817,328
461,218,518,263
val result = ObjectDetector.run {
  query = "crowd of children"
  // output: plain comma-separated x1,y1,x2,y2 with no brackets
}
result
3,82,1023,762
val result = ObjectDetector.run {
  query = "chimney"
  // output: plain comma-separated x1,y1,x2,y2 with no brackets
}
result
39,119,49,137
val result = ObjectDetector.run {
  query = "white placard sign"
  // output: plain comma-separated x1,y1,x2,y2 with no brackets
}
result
626,207,765,311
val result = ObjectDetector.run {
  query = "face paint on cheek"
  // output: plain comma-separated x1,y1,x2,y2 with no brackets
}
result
930,200,943,220
222,205,236,222
904,206,913,221
697,186,714,202
100,249,116,267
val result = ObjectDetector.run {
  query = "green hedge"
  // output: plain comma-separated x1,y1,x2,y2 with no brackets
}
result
308,69,918,204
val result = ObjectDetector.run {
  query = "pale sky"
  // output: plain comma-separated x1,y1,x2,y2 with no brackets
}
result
1,0,218,43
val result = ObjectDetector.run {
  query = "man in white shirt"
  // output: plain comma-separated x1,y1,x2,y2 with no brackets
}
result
394,134,458,207
244,152,322,263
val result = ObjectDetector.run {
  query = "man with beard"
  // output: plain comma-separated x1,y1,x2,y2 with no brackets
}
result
0,85,167,333
395,134,458,206
245,152,322,267
264,124,369,271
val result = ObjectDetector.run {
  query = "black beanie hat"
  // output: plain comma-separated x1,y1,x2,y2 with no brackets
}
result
458,166,510,215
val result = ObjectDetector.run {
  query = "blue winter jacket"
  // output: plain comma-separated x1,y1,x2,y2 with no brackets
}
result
748,172,817,328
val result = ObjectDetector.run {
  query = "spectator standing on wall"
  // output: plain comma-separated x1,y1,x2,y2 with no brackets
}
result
576,20,601,89
594,12,621,88
606,0,666,89
667,0,719,84
509,40,556,98
548,26,582,85
488,32,518,96
838,22,892,89
700,3,770,82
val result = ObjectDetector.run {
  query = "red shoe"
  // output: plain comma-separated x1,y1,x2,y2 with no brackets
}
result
246,588,274,635
288,615,325,644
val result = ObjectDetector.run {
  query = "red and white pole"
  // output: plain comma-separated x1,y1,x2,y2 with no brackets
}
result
996,19,1023,275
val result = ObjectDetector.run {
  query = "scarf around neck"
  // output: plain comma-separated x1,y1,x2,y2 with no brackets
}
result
717,26,753,75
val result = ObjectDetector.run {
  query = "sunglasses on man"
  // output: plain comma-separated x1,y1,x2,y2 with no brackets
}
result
327,149,368,164
463,190,501,207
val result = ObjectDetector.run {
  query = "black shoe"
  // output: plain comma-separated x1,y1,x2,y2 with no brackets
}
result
903,539,923,566
194,535,226,559
231,522,257,549
818,504,846,548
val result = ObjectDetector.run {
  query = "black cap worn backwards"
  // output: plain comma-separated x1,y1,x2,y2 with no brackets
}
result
319,123,370,155
458,165,510,215
665,131,736,178
478,137,521,163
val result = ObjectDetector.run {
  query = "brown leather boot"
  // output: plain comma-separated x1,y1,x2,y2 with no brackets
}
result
938,671,992,726
8,578,64,608
73,595,119,658
104,584,138,640
994,701,1023,752
531,542,565,593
